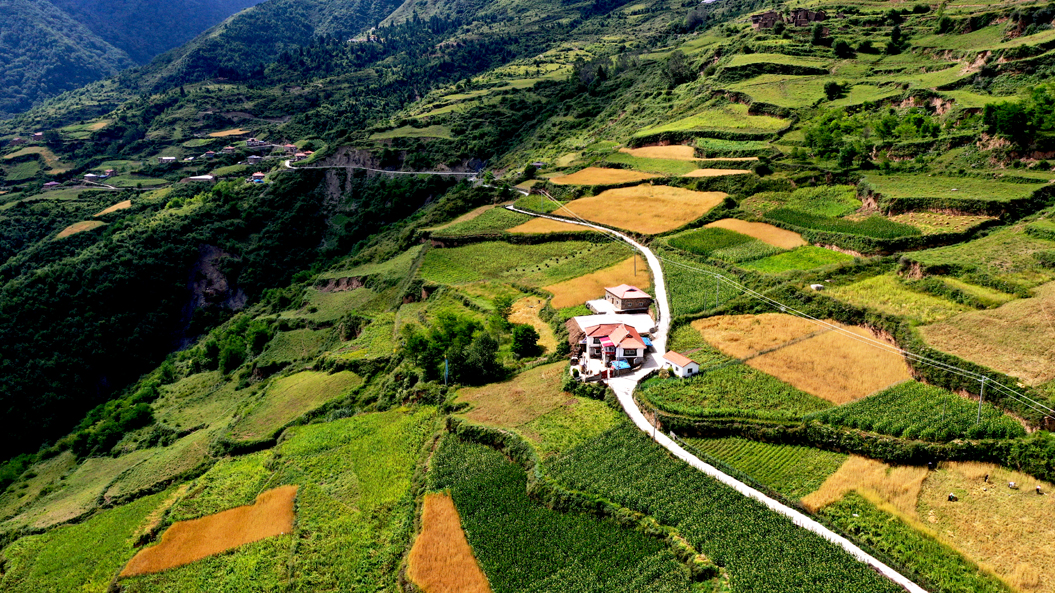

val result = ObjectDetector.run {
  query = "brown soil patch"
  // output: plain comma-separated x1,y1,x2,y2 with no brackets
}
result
695,314,913,404
802,455,929,520
507,217,595,234
681,168,752,177
94,200,131,217
698,157,759,162
619,145,698,160
55,220,105,239
121,485,297,576
408,493,492,593
543,257,645,309
562,184,726,234
207,128,251,137
550,167,660,185
919,462,1055,593
88,121,109,131
509,296,558,353
919,281,1055,386
705,219,806,249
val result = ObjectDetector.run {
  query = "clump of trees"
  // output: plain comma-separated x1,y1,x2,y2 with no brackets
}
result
401,312,502,385
983,83,1055,145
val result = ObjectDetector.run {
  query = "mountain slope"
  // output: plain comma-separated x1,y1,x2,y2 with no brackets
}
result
0,0,133,117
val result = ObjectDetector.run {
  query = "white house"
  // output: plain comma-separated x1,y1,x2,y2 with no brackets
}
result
581,322,648,366
158,156,177,164
663,351,699,378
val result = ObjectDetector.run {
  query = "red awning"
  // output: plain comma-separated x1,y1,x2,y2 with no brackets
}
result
599,337,614,347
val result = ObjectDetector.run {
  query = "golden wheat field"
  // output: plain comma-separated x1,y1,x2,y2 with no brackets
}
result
705,219,807,249
802,456,929,518
120,485,298,576
508,296,558,353
681,168,752,177
561,184,726,234
549,167,660,185
207,128,251,137
692,313,824,359
427,204,496,231
543,257,645,309
506,217,595,234
408,493,492,593
55,220,106,239
618,145,698,160
94,200,132,217
457,362,572,428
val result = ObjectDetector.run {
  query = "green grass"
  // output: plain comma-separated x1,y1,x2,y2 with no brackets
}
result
658,248,744,316
742,185,860,217
0,489,171,593
419,241,629,286
829,85,902,108
4,160,41,181
524,397,622,458
636,103,788,137
726,74,829,108
209,164,250,177
182,138,217,148
107,175,168,187
332,312,396,359
255,328,333,367
809,380,1025,441
513,193,561,213
665,227,785,263
603,152,699,175
741,246,855,273
320,244,424,281
283,287,389,323
906,225,1055,289
935,277,1017,308
725,53,829,69
152,372,250,431
549,425,902,593
104,428,215,500
819,493,1012,593
166,452,272,522
230,370,362,441
638,362,833,420
695,137,772,157
431,435,697,593
369,124,452,140
682,437,847,499
862,174,1046,203
431,207,530,236
827,274,971,323
766,209,922,239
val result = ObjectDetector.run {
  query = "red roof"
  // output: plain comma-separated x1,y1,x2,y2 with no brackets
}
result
609,324,645,350
664,351,696,367
584,323,624,338
606,284,651,300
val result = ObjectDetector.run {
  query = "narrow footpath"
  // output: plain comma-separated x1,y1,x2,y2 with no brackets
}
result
505,205,927,593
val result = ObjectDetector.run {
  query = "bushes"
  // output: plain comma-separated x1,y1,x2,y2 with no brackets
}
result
765,209,921,239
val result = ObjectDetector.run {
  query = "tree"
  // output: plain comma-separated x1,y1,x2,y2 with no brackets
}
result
511,324,541,358
833,40,854,58
665,50,695,87
219,336,247,374
935,15,953,33
773,21,786,35
824,81,843,100
811,23,826,45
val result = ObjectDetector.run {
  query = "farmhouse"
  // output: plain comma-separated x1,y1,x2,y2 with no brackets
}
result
580,322,649,366
222,146,237,154
789,8,826,26
31,132,44,141
663,351,699,378
602,284,652,314
246,155,263,164
182,174,216,184
284,144,298,153
43,181,60,189
103,169,116,177
249,172,266,183
203,151,216,159
751,10,784,30
158,156,177,164
83,173,101,182
8,137,25,146
246,138,268,148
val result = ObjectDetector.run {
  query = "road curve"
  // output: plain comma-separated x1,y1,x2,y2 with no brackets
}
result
283,159,475,176
505,205,927,593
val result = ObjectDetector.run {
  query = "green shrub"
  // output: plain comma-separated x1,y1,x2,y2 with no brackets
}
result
765,208,921,239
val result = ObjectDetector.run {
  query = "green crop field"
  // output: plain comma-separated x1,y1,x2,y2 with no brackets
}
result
742,186,860,217
0,489,172,593
255,328,333,367
103,428,215,500
281,287,391,323
431,435,697,593
826,274,971,323
604,152,700,175
658,249,743,316
419,241,628,286
725,53,829,69
766,209,922,239
331,312,396,360
638,362,833,420
152,372,251,431
862,175,1045,203
741,246,854,273
549,425,903,593
229,370,362,442
370,124,453,140
683,437,847,499
4,160,41,181
829,85,901,108
726,74,829,108
934,277,1017,308
321,244,424,281
809,381,1025,442
906,225,1055,289
431,207,530,236
665,227,786,263
819,493,1012,593
695,137,772,157
636,103,787,137
107,175,168,187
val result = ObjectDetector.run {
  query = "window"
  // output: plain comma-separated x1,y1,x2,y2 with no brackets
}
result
623,349,637,356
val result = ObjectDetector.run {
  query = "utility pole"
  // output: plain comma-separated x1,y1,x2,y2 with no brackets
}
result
634,252,637,276
715,276,720,309
977,377,986,424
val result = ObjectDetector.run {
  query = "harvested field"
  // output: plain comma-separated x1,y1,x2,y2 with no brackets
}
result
802,455,928,519
705,218,806,249
695,314,913,404
549,167,659,185
887,212,996,235
94,200,132,217
408,493,492,593
919,462,1055,593
506,216,595,234
561,185,726,234
543,257,644,309
207,128,250,137
508,296,557,353
682,168,752,177
121,485,297,576
619,145,697,160
919,281,1055,386
427,204,496,231
827,274,970,324
56,220,106,239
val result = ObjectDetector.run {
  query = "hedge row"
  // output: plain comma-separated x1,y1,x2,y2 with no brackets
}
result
627,128,778,148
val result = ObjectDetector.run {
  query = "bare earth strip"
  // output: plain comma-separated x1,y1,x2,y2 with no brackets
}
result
562,185,726,234
705,219,807,249
918,281,1055,385
682,168,752,177
507,217,595,234
408,493,492,593
508,296,558,353
543,257,644,309
549,167,660,185
207,128,251,137
56,221,106,239
619,145,698,160
94,200,132,217
121,485,297,576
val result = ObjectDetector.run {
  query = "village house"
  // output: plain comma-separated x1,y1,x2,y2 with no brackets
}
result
603,284,652,314
222,146,237,154
789,8,826,26
751,10,784,30
246,155,263,164
246,138,268,148
249,172,266,183
42,181,60,190
182,174,216,184
103,169,116,178
284,144,298,153
83,173,101,182
8,137,26,146
580,322,650,366
203,151,216,159
158,156,177,164
663,351,699,379
31,132,44,141
293,152,308,161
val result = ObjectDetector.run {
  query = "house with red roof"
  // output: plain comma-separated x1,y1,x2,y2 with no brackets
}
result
582,322,648,365
663,351,699,378
604,284,652,313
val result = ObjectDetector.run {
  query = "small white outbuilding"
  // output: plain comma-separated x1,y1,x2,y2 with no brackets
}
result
663,351,699,379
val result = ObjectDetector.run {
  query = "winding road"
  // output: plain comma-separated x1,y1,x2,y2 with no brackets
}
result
505,205,927,593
